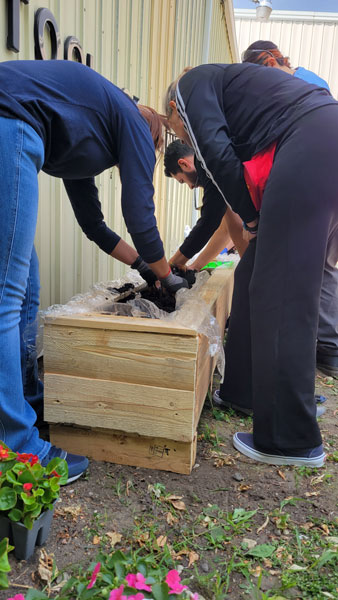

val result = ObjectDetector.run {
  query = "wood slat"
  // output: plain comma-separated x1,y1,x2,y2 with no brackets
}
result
44,326,197,390
45,373,195,442
50,425,197,475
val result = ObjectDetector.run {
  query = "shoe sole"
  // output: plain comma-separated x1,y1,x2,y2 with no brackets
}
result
233,434,326,467
66,472,86,484
212,392,253,416
317,364,338,379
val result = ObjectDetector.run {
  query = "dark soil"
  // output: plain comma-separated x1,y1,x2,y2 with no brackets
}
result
6,370,337,600
109,267,198,314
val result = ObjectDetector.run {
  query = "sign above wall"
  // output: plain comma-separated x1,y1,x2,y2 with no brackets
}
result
7,0,93,66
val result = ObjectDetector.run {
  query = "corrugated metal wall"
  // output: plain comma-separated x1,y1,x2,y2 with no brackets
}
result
0,0,235,308
235,9,338,100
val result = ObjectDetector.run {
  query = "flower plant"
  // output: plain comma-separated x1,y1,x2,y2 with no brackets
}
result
5,549,199,600
0,443,68,530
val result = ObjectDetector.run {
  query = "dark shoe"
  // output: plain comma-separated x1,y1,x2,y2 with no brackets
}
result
41,445,89,484
233,432,326,467
316,353,338,379
212,390,325,418
212,389,253,416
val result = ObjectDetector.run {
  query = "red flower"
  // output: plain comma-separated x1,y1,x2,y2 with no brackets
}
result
16,452,39,465
0,445,9,459
50,470,61,478
23,483,33,492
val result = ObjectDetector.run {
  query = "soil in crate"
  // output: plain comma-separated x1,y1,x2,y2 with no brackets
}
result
109,267,197,313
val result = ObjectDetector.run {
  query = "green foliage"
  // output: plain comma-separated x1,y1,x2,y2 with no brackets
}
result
0,441,68,529
0,538,14,590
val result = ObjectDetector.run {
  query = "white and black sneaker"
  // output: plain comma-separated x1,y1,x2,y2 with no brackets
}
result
233,432,326,468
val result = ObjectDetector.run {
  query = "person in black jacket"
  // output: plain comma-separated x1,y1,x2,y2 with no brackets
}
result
164,62,338,467
164,140,248,266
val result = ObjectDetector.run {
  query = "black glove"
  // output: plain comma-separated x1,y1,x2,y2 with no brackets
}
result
131,256,157,286
160,271,189,294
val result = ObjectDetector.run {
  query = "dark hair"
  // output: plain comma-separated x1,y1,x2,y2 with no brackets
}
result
242,40,291,68
138,105,169,152
164,140,194,177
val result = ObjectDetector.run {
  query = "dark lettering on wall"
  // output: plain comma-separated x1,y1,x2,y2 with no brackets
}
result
34,7,61,60
64,36,85,63
7,0,29,52
6,0,94,67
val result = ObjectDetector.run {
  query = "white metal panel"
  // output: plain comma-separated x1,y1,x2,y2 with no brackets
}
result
235,9,338,99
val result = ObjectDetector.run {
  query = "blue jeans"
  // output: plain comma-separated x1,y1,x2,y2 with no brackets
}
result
19,245,44,422
0,116,50,459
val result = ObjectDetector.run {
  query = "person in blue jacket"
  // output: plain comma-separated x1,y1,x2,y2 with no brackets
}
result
0,59,187,483
213,41,338,417
164,61,338,467
242,41,338,379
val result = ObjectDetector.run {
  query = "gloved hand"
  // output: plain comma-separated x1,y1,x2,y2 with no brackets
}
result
160,270,189,294
131,256,157,286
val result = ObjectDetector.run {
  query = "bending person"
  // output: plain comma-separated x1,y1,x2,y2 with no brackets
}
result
164,62,338,467
164,140,247,269
0,59,187,482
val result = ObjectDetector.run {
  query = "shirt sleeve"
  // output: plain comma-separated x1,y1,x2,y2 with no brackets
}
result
114,106,164,263
179,169,226,259
177,75,258,224
63,177,121,254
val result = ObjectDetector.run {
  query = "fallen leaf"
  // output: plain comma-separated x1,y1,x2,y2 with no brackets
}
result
165,496,187,511
166,512,178,525
188,550,199,567
237,484,252,492
36,549,55,587
263,558,273,568
106,531,122,548
288,564,307,571
305,491,319,497
277,469,286,480
257,516,270,534
302,522,315,530
242,538,257,549
55,504,82,521
126,480,132,496
92,535,101,545
250,565,262,577
320,524,330,535
156,535,167,548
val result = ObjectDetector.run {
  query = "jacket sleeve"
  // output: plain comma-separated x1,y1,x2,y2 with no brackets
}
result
114,106,164,263
63,177,121,254
179,174,226,259
177,75,258,223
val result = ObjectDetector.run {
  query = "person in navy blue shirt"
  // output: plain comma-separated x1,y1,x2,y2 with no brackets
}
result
0,59,187,482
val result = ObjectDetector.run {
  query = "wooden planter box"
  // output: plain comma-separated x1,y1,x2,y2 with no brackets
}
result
44,268,234,474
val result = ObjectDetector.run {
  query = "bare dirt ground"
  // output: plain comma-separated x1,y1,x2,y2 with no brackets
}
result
6,370,338,600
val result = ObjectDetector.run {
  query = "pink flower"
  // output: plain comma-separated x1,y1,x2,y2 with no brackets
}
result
109,585,127,600
129,595,145,600
87,562,101,589
165,569,188,594
126,572,152,591
190,594,199,600
7,595,26,600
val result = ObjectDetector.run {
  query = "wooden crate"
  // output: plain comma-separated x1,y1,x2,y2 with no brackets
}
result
44,267,234,474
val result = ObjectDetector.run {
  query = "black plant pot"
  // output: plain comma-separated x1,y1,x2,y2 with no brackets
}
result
0,506,55,560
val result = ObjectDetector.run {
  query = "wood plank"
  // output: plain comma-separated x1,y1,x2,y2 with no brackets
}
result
44,314,197,336
45,373,195,442
44,326,197,390
50,425,197,474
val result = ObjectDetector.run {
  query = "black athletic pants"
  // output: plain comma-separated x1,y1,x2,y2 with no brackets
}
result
220,105,338,451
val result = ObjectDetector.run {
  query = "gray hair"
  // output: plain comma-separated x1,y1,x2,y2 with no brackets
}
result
164,80,177,117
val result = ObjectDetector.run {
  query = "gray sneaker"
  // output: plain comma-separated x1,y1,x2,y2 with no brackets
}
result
233,432,326,467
